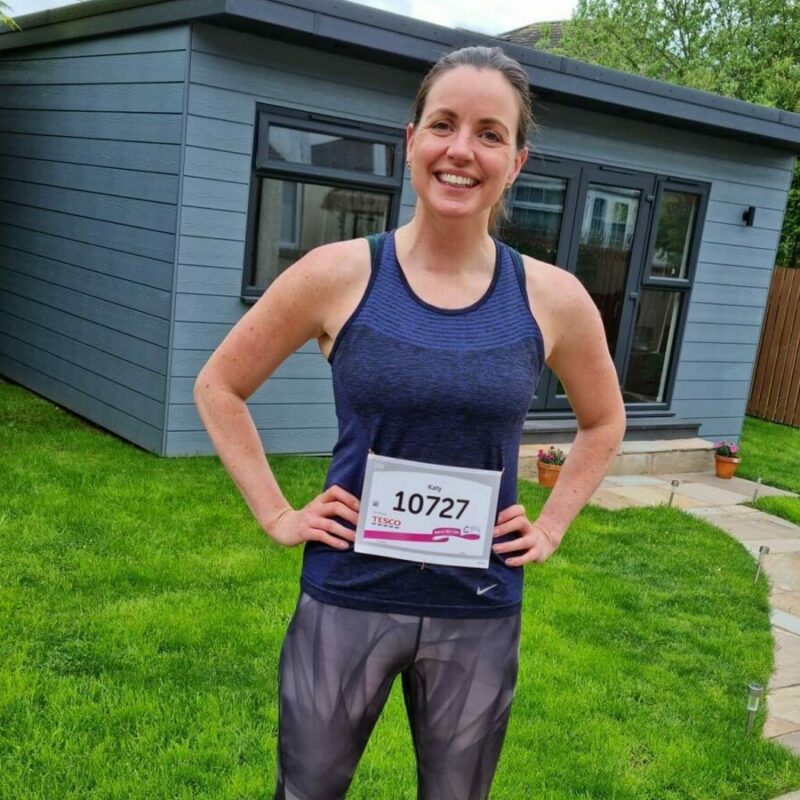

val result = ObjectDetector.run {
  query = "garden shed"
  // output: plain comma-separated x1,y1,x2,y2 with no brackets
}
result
1,0,798,457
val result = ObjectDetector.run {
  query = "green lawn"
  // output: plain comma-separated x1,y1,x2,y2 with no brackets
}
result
739,415,800,524
2,382,800,799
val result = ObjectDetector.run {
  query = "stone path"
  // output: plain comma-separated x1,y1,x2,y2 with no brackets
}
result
589,471,800,761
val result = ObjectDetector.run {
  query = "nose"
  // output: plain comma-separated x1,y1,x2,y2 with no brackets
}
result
446,126,474,162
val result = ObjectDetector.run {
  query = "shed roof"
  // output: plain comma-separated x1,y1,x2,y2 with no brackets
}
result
3,0,800,153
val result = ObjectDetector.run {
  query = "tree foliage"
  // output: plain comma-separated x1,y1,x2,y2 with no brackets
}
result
537,0,800,267
0,1,20,32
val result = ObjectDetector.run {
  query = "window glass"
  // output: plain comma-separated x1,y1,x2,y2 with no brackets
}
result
650,191,699,279
622,289,681,403
253,177,390,288
267,125,393,176
502,175,567,264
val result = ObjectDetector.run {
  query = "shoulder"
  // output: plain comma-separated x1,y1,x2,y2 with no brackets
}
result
518,253,587,308
516,253,598,365
285,236,371,293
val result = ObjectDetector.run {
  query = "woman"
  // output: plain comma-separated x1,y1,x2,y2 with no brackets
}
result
194,45,626,800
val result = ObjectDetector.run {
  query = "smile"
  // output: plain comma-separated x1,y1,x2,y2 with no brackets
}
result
435,172,480,189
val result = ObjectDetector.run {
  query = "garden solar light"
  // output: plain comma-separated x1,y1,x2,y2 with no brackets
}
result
746,684,763,734
752,477,762,503
754,545,769,583
668,479,680,507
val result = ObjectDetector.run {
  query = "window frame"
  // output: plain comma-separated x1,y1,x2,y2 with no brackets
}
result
242,103,406,303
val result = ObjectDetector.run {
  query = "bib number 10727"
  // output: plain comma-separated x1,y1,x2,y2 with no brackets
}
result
354,453,502,569
392,491,469,519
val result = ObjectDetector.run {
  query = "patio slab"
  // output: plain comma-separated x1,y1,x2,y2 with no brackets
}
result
771,630,800,690
768,685,800,727
773,592,800,617
665,481,752,506
595,484,708,508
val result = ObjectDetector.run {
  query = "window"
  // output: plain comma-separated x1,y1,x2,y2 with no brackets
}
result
242,105,405,300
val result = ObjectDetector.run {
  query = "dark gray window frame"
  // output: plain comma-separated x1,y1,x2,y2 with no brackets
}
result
514,153,710,416
241,103,406,303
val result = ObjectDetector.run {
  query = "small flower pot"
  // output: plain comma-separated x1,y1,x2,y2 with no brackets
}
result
715,454,741,479
537,461,561,488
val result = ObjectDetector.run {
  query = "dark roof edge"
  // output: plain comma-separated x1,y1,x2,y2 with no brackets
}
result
2,0,800,153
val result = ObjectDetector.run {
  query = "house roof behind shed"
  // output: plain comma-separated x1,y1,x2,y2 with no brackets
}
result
2,0,800,153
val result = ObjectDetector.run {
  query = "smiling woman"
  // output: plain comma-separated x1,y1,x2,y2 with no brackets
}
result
194,43,626,800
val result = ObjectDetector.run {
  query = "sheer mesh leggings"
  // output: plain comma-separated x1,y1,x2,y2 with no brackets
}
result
274,592,521,800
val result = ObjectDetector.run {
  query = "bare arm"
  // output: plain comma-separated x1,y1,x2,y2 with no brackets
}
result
493,265,626,564
193,239,365,543
534,270,627,545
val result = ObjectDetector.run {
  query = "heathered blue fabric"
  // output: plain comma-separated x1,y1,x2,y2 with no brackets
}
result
299,229,546,618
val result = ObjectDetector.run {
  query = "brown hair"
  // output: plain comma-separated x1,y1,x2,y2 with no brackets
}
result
409,45,535,235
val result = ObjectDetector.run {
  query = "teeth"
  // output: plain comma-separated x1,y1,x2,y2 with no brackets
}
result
438,173,477,187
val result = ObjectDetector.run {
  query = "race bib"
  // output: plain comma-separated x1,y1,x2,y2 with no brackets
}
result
354,452,502,569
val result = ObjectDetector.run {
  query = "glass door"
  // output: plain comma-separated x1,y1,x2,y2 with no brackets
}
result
543,166,656,410
502,158,708,415
503,156,580,410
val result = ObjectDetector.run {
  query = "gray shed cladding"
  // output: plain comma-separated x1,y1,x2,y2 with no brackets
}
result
0,25,188,453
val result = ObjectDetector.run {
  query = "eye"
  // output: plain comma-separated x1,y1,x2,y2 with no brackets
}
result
430,120,451,132
481,130,503,143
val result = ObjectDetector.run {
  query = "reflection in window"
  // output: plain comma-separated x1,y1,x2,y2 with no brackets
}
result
254,177,390,287
650,191,698,279
267,125,394,176
622,290,681,403
575,185,641,359
501,175,567,263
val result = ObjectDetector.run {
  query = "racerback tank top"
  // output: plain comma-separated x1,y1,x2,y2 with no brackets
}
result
300,228,546,618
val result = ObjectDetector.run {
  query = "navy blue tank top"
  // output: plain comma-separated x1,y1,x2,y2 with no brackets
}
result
299,229,545,618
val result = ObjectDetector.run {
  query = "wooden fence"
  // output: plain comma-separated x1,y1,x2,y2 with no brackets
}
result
747,266,800,426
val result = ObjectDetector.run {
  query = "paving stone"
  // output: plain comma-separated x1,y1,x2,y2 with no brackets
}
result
772,592,800,617
770,629,800,689
768,790,800,800
764,714,800,738
772,610,800,637
767,685,800,726
652,449,715,474
607,453,652,475
602,475,670,487
763,554,800,593
599,485,706,507
669,481,751,505
772,729,800,758
588,489,646,510
718,520,800,542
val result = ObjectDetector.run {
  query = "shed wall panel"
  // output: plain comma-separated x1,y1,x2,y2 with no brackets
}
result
0,23,189,454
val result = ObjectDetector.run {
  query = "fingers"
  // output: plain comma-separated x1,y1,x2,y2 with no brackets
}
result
317,515,356,543
325,484,360,513
320,500,359,527
496,504,526,524
308,527,351,550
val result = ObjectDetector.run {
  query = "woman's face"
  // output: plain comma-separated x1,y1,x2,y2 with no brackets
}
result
406,66,528,224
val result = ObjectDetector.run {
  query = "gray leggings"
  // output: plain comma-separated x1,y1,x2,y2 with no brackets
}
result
274,591,521,800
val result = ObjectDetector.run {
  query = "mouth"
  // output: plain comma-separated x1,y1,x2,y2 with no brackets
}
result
434,172,481,190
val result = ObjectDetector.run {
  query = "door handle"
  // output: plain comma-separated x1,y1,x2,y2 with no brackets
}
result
629,291,639,300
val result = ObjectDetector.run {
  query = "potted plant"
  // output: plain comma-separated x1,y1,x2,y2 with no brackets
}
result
537,446,566,488
713,441,741,479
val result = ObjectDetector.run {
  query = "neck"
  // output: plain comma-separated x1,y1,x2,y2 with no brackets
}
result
395,207,496,274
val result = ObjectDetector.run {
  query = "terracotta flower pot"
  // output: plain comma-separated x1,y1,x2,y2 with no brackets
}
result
715,454,741,479
537,461,561,488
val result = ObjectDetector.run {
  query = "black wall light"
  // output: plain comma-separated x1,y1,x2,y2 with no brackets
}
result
743,206,756,226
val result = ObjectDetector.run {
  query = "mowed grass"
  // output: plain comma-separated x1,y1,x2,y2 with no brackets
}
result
739,415,800,525
2,382,800,799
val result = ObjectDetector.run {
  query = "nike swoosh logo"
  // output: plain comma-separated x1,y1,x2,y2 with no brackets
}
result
476,583,498,596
